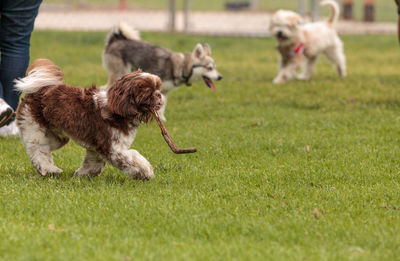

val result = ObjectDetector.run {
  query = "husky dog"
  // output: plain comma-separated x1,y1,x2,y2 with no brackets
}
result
102,23,222,121
270,0,346,84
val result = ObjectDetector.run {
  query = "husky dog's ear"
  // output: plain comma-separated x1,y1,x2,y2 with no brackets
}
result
203,44,211,56
193,43,205,59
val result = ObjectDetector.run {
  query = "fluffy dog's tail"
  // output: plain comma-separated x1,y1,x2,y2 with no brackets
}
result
105,22,141,49
321,0,340,27
14,59,64,94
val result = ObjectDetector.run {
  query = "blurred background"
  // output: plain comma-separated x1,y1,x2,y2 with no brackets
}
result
37,0,396,36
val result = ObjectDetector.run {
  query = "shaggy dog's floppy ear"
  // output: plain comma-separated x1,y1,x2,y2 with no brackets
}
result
106,70,160,119
288,13,303,28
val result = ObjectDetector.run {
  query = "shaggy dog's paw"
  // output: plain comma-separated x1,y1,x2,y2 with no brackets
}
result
74,167,102,177
273,77,286,84
129,159,154,180
129,151,154,180
296,74,310,81
132,164,154,180
38,166,63,176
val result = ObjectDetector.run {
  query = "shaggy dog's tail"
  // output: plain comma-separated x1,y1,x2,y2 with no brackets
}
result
105,22,141,49
321,0,340,27
14,59,64,94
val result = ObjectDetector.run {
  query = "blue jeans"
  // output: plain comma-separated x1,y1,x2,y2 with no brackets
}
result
0,0,42,110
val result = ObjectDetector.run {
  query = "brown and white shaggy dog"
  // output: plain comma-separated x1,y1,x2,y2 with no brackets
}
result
15,59,164,180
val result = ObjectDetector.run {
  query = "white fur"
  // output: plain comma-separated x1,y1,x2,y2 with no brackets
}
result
104,22,140,47
118,22,141,40
158,81,174,122
0,98,11,112
157,95,168,122
193,66,221,82
140,72,160,87
17,106,63,176
108,127,154,179
270,0,346,83
93,90,108,109
14,68,62,94
321,0,339,26
161,80,175,94
74,149,106,177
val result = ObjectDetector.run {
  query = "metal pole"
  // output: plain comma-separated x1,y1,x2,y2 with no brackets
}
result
250,0,258,10
184,0,190,33
168,0,176,32
298,0,306,17
310,0,318,21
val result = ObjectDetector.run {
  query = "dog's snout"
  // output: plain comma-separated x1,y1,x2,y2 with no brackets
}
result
217,75,223,81
277,31,283,37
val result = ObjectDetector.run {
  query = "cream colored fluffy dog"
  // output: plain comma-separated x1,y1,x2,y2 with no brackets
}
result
270,0,346,84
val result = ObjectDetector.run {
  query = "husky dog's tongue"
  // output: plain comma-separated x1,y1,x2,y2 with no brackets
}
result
202,76,216,91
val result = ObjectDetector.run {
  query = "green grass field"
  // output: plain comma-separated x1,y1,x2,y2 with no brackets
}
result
1,31,400,260
46,0,397,22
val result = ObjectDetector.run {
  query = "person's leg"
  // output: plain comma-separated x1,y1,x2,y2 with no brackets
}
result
0,0,42,132
0,0,14,128
0,0,42,111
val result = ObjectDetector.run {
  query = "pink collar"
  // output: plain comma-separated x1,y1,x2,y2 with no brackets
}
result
292,43,305,55
277,43,305,59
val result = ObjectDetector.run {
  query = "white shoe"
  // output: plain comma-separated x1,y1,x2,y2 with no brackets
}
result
0,98,14,128
0,120,19,137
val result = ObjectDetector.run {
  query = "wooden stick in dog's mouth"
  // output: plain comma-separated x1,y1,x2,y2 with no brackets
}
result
151,109,197,154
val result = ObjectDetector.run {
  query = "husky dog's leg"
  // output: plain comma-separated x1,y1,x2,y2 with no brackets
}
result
75,149,106,177
102,53,132,89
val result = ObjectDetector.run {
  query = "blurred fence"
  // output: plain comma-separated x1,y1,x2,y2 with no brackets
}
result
38,0,396,36
43,0,395,23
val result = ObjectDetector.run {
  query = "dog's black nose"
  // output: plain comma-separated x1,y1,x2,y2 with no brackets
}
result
277,31,283,37
217,75,223,81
